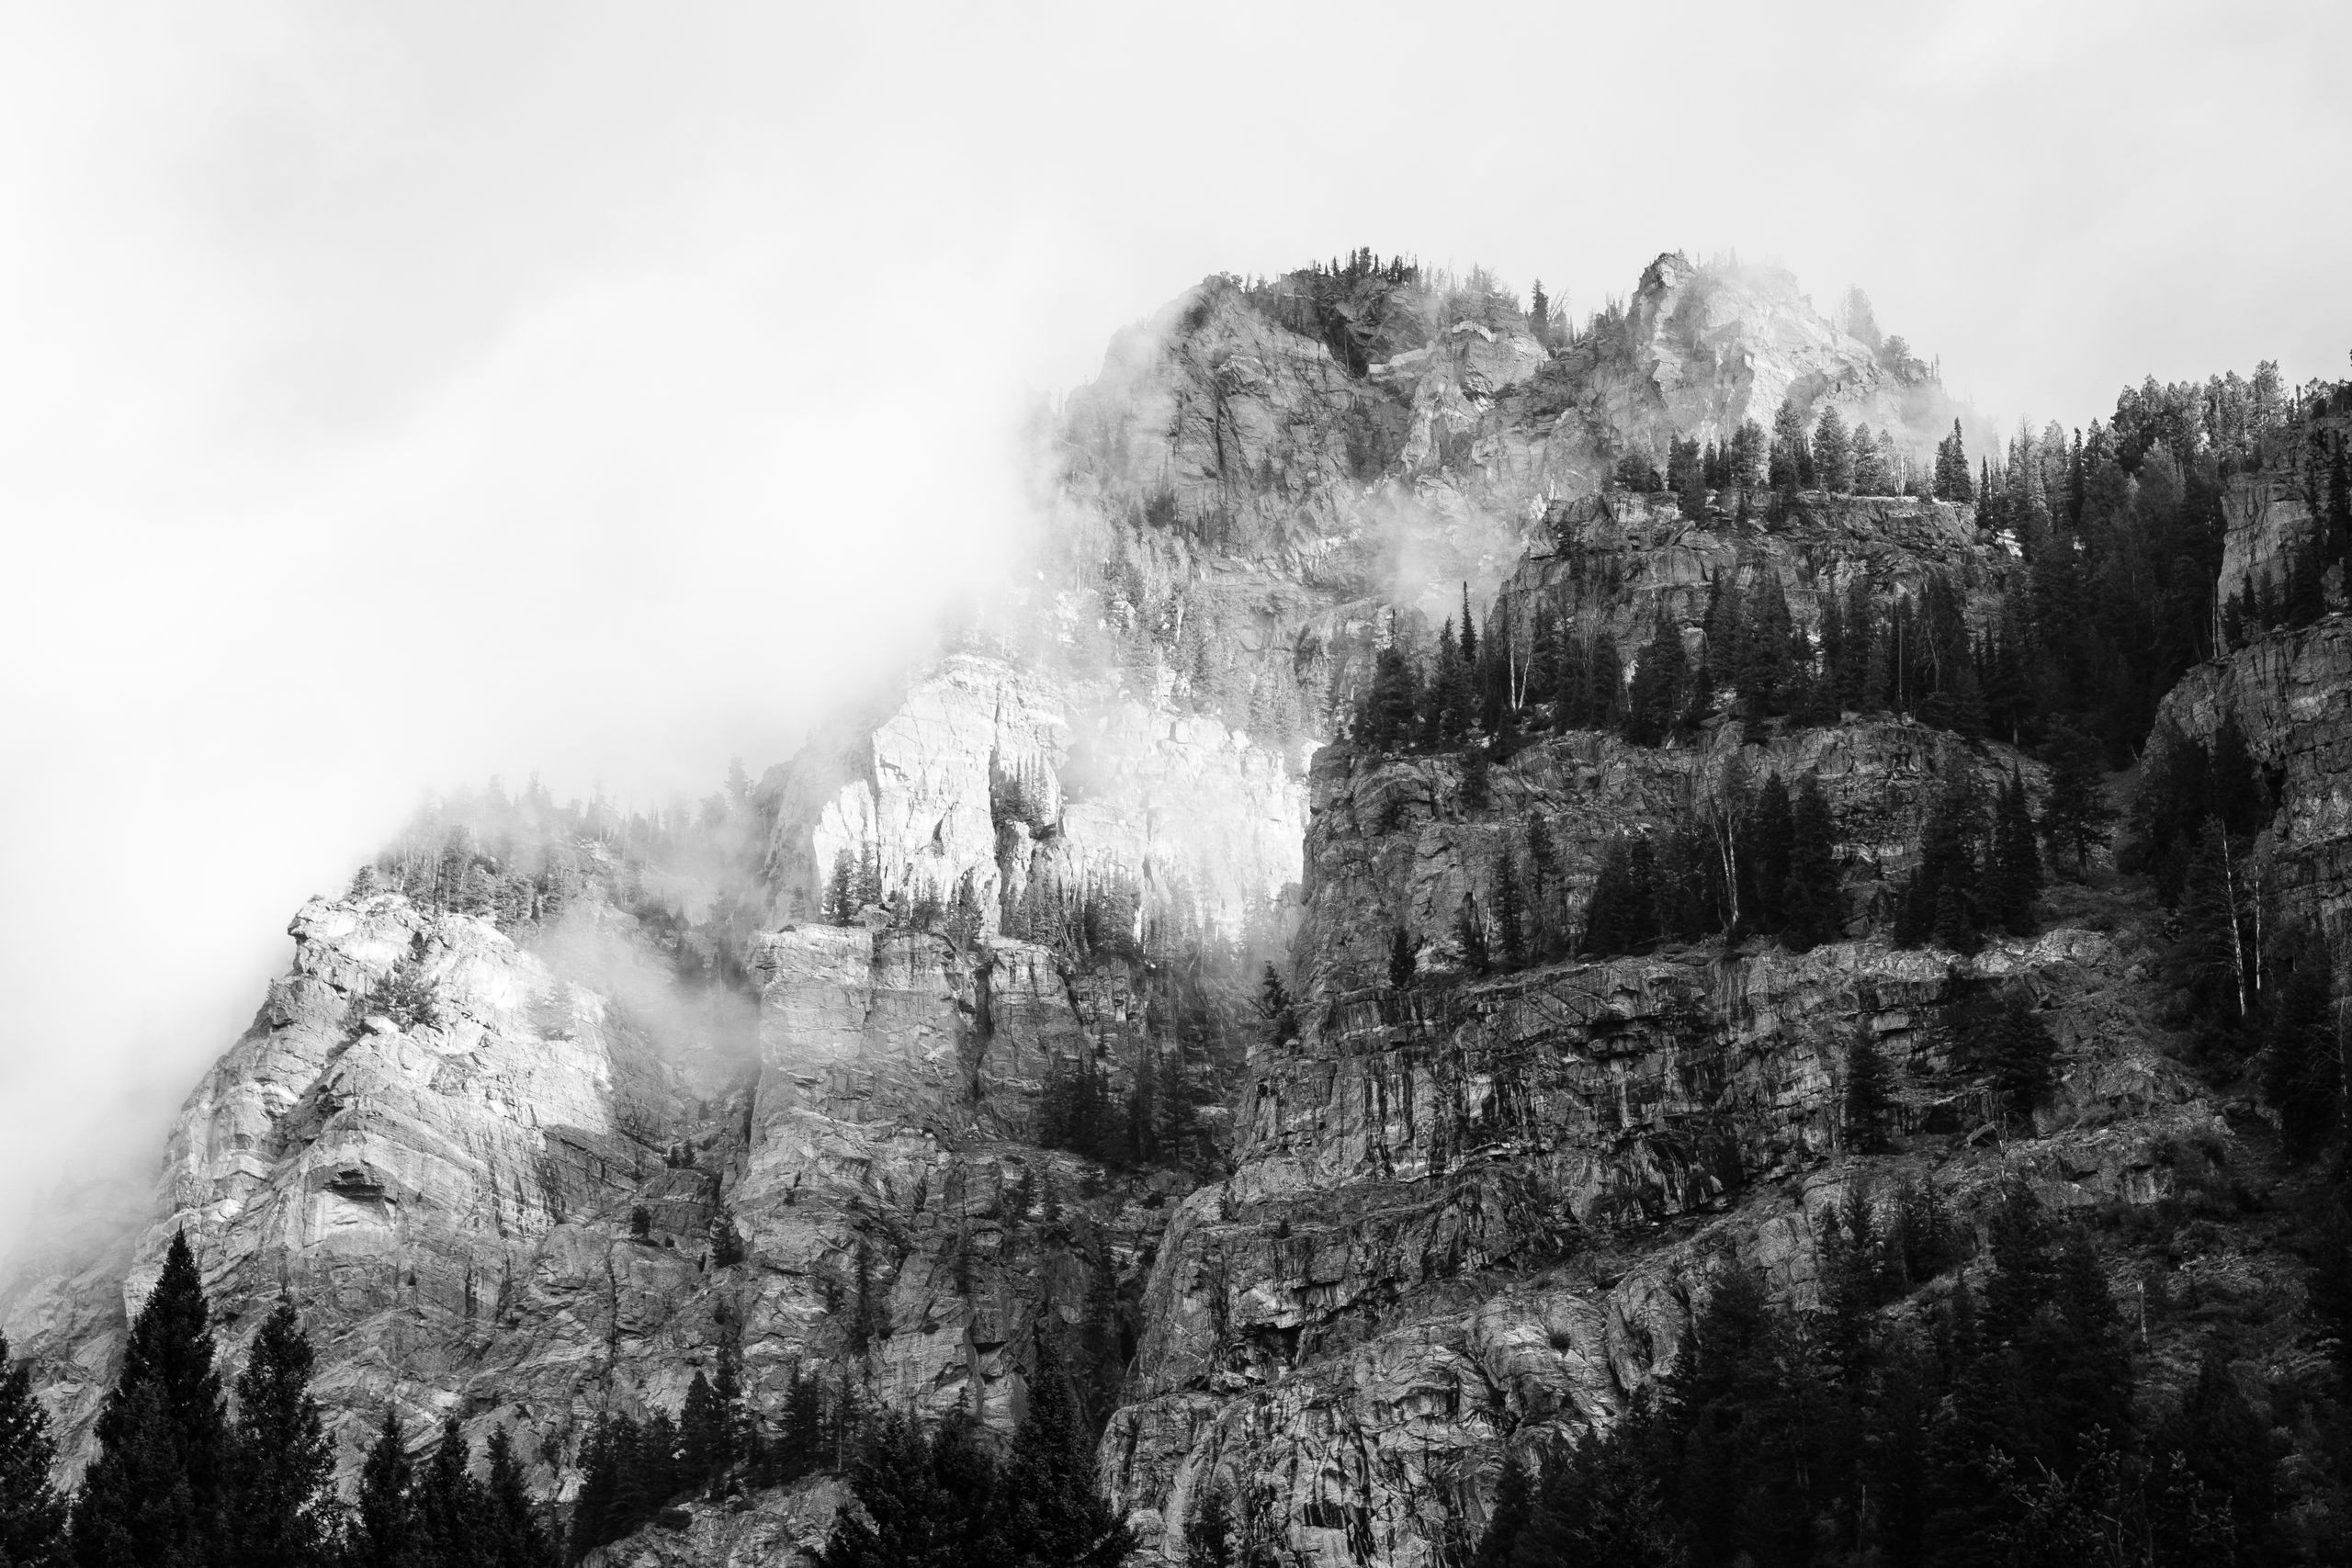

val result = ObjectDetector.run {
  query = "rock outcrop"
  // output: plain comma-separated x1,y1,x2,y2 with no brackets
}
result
5,254,2200,1568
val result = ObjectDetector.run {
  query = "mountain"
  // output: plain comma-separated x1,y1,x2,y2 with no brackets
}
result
7,251,2350,1567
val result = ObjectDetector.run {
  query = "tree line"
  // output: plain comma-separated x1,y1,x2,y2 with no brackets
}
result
0,1230,554,1568
1468,1179,2328,1567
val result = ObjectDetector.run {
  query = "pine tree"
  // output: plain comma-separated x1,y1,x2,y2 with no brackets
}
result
826,849,857,925
353,1407,413,1568
2262,938,2339,1160
1582,837,1657,956
1743,773,1794,932
1387,929,1417,990
1814,406,1853,493
986,1333,1133,1567
71,1228,229,1568
1255,966,1297,1046
1493,852,1527,970
224,1300,334,1568
1183,1479,1235,1568
812,1412,941,1568
1467,1452,1530,1568
0,1331,66,1568
1781,775,1841,952
1844,1034,1892,1154
680,1371,730,1495
1453,896,1490,976
1357,643,1421,753
1986,772,2042,937
1623,612,1685,747
412,1416,484,1568
2039,727,2112,879
481,1427,555,1568
1770,397,1810,494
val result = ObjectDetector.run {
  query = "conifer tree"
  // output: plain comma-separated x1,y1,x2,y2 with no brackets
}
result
1781,775,1841,952
1814,406,1853,493
0,1331,66,1568
1467,1452,1530,1568
679,1371,730,1495
224,1300,334,1568
826,850,857,925
1493,852,1527,970
413,1416,484,1568
1770,397,1810,493
1986,772,2042,937
2038,727,2113,878
1183,1479,1235,1568
72,1229,229,1568
1743,774,1794,932
481,1427,555,1568
2262,938,2339,1160
353,1407,413,1568
1387,929,1417,990
1453,896,1490,976
988,1333,1133,1567
1255,966,1297,1046
1623,613,1685,747
1843,1033,1892,1154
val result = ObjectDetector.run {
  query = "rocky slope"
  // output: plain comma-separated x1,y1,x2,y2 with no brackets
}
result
3,254,2231,1568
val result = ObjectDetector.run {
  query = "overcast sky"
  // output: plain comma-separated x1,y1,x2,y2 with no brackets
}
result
2,0,2346,1252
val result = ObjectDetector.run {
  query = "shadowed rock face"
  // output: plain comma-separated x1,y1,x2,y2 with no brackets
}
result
5,255,2211,1568
2159,614,2352,926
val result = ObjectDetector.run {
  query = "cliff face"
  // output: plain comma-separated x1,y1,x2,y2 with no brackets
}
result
2156,613,2352,927
1100,719,2209,1564
4,254,2160,1567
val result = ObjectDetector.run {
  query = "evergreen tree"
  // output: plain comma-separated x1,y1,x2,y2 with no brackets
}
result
72,1229,229,1568
2262,938,2339,1160
1453,896,1491,976
811,1411,942,1568
1742,773,1794,932
1814,406,1853,493
0,1331,66,1568
1254,966,1297,1046
986,1334,1133,1567
1770,397,1810,494
1897,777,1983,952
1387,929,1417,990
1986,771,2042,937
1956,990,2059,1128
1843,1033,1892,1154
1493,852,1527,970
2038,728,2112,879
1581,837,1657,956
679,1371,731,1495
224,1300,334,1568
413,1416,484,1568
1357,644,1421,753
1623,613,1685,747
481,1428,555,1568
1467,1453,1529,1568
827,850,857,925
1509,1412,1682,1568
353,1407,413,1568
1781,775,1841,952
1183,1480,1235,1568
1851,422,1888,494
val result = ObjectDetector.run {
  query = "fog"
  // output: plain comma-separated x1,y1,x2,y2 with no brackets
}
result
1,0,2346,1255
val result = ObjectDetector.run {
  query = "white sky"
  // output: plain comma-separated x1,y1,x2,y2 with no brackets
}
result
2,0,2346,1249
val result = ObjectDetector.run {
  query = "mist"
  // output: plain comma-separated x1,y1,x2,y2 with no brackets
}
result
2,0,2348,1255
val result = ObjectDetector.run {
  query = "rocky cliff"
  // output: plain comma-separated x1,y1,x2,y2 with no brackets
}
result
4,253,2236,1568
